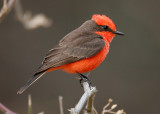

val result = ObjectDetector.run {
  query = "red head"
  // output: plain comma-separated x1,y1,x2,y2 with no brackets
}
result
92,14,124,42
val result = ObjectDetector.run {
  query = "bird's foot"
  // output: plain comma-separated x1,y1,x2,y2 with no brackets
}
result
77,73,91,88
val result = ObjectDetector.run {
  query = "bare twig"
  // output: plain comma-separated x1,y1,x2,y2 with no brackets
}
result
101,99,126,114
69,81,97,114
93,108,98,114
28,94,32,114
0,0,16,22
0,102,17,114
0,0,52,29
85,88,96,114
14,0,52,30
59,96,64,114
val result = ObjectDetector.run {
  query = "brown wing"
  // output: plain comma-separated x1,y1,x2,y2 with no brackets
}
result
35,32,105,74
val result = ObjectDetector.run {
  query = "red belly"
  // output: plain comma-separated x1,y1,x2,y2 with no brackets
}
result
60,43,109,73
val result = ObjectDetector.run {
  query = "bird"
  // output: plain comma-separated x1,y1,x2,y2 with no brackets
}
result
17,14,124,94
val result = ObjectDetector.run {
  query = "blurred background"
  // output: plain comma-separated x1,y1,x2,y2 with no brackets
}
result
0,0,160,113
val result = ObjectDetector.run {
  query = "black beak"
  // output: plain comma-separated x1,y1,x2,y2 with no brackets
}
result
113,31,124,35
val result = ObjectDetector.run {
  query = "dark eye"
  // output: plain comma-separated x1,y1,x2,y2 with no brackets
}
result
102,26,109,30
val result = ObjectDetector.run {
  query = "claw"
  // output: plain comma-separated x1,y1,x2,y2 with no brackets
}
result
77,73,92,88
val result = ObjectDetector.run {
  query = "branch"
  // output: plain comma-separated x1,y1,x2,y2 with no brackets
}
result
101,99,126,114
69,81,97,114
59,96,64,114
0,102,17,114
85,88,97,114
28,94,32,114
0,0,52,29
14,0,52,30
0,0,16,22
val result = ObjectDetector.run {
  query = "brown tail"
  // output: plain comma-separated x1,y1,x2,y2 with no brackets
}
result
17,71,46,94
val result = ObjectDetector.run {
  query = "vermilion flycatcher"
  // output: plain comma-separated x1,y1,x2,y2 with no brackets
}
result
18,14,124,94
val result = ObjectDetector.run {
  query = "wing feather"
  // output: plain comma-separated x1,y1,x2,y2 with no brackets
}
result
36,33,105,74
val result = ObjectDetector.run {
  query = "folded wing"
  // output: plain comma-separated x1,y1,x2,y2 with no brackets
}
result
35,33,105,74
